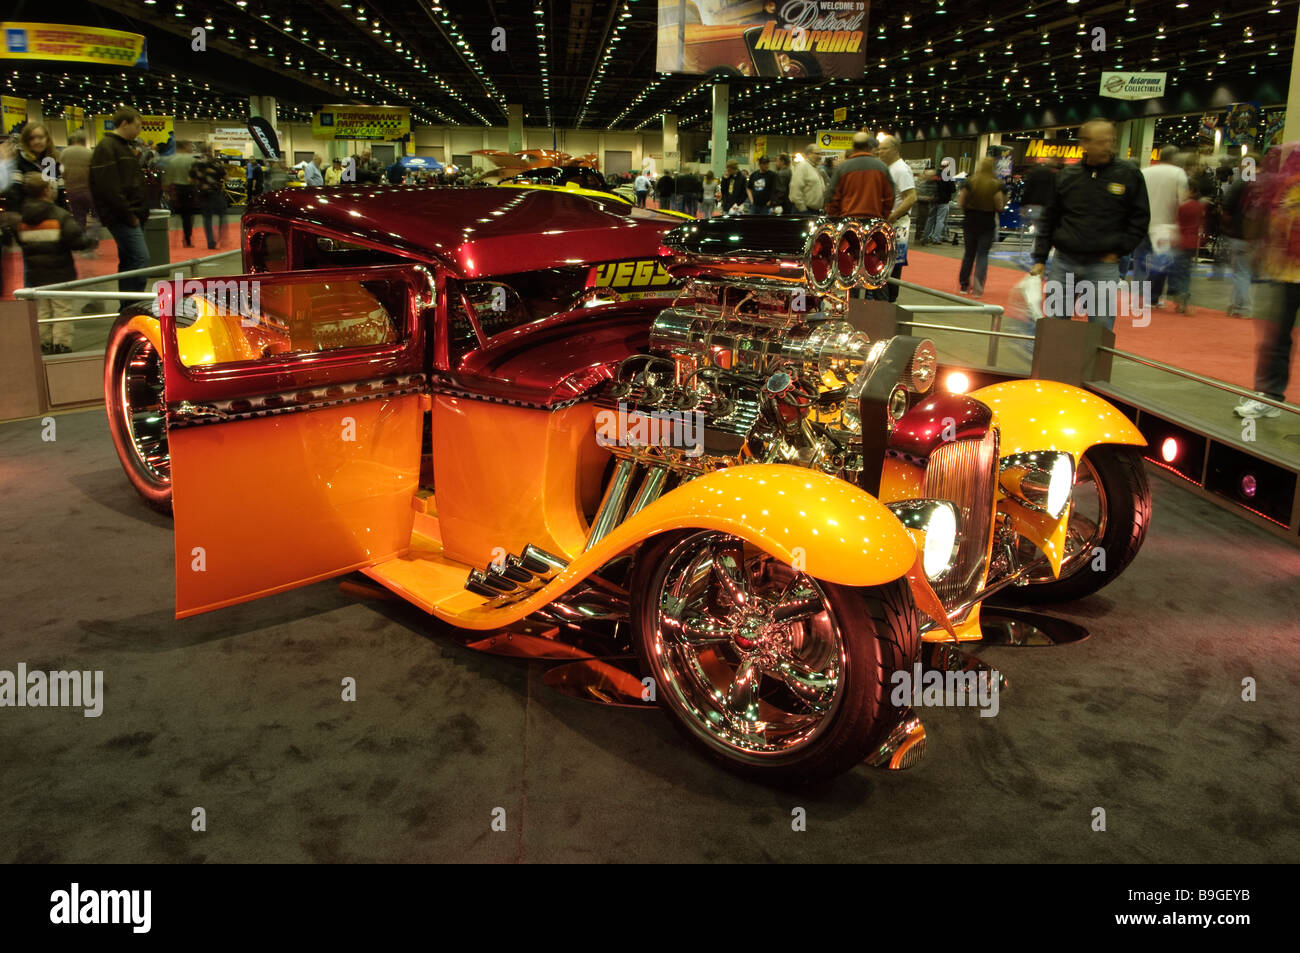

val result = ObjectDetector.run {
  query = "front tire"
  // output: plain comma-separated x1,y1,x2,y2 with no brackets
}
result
1001,444,1151,604
104,312,172,515
631,531,919,785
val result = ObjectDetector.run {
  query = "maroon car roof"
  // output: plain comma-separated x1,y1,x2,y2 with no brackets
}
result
248,185,672,278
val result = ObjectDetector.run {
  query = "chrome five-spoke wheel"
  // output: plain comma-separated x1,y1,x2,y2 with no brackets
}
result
631,530,919,784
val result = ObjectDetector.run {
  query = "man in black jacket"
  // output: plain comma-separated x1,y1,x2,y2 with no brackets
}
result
1030,119,1150,330
89,106,151,292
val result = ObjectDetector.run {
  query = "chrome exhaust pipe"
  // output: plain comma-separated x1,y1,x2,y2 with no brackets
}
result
466,568,517,597
626,465,668,518
520,544,568,577
585,458,638,552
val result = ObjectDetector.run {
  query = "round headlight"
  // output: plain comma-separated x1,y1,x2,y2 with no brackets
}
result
922,505,958,580
1047,453,1075,518
805,224,838,293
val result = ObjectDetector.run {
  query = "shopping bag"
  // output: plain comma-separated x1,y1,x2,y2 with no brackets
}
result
1005,273,1042,362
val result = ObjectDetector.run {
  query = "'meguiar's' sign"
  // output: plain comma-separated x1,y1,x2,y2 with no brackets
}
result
1025,140,1084,161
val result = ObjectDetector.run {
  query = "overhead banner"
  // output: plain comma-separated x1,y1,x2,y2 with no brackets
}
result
312,105,411,140
1099,71,1166,100
815,130,856,154
657,0,869,79
1,22,147,69
94,113,174,152
62,105,85,132
2,94,26,136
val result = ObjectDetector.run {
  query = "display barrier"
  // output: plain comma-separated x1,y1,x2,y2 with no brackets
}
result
3,250,241,418
886,279,1300,545
3,257,1296,543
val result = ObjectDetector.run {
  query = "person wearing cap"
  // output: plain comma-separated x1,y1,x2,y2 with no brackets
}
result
790,144,825,215
747,156,777,214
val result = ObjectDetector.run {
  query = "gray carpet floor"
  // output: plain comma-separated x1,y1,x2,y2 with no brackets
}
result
1,406,1297,863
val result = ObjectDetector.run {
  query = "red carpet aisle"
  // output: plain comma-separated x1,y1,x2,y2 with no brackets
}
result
903,247,1300,405
1,220,242,300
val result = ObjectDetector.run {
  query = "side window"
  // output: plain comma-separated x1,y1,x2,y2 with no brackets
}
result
297,233,407,270
179,278,405,367
249,230,288,273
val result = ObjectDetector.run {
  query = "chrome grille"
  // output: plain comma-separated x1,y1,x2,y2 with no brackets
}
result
923,429,999,621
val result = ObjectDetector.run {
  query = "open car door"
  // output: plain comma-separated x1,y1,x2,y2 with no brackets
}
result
158,264,434,618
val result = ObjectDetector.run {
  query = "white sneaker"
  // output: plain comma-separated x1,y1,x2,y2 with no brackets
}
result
1234,398,1281,418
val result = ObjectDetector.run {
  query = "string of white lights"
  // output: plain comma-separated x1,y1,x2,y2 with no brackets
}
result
535,2,552,127
575,1,633,128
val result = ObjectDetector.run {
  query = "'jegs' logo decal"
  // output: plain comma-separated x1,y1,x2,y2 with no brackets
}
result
590,260,674,289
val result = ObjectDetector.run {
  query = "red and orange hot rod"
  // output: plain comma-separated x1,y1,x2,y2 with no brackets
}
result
104,185,1151,783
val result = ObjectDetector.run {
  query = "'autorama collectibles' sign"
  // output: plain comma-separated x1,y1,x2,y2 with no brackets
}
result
0,21,148,68
1100,71,1167,100
816,130,857,153
312,105,411,140
657,0,869,79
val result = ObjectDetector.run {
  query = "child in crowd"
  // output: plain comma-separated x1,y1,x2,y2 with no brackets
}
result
1170,183,1207,314
11,173,97,353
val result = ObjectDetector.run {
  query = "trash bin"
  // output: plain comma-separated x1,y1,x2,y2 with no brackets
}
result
143,213,171,269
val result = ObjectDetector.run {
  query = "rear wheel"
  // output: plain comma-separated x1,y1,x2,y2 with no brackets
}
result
104,313,172,515
1001,445,1150,604
631,530,919,785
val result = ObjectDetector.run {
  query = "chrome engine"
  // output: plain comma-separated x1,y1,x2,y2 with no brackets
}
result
587,215,939,549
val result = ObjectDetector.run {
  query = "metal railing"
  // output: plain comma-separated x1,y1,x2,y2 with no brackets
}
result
13,247,241,302
1099,346,1300,416
884,275,1298,420
13,249,241,326
891,276,1018,365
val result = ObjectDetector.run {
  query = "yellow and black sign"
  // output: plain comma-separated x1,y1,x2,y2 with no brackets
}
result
2,94,26,136
588,260,676,298
1,22,147,68
312,105,411,141
1024,140,1084,161
93,113,173,151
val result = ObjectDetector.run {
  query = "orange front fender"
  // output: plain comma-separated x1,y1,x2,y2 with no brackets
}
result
441,464,919,630
970,379,1145,459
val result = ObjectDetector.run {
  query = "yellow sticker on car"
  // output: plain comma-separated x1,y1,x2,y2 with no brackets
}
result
589,259,675,289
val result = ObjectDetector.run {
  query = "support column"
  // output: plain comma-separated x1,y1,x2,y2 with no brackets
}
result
1138,117,1155,167
663,113,679,172
1285,4,1300,142
711,83,729,179
507,103,523,154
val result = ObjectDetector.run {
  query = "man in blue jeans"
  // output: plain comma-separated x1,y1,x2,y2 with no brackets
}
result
89,106,152,292
1030,119,1150,331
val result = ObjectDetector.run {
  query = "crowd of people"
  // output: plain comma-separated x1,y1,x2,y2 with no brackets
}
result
1,110,1294,408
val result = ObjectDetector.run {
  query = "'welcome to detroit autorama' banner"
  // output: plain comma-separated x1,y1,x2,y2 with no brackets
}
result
657,0,868,79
